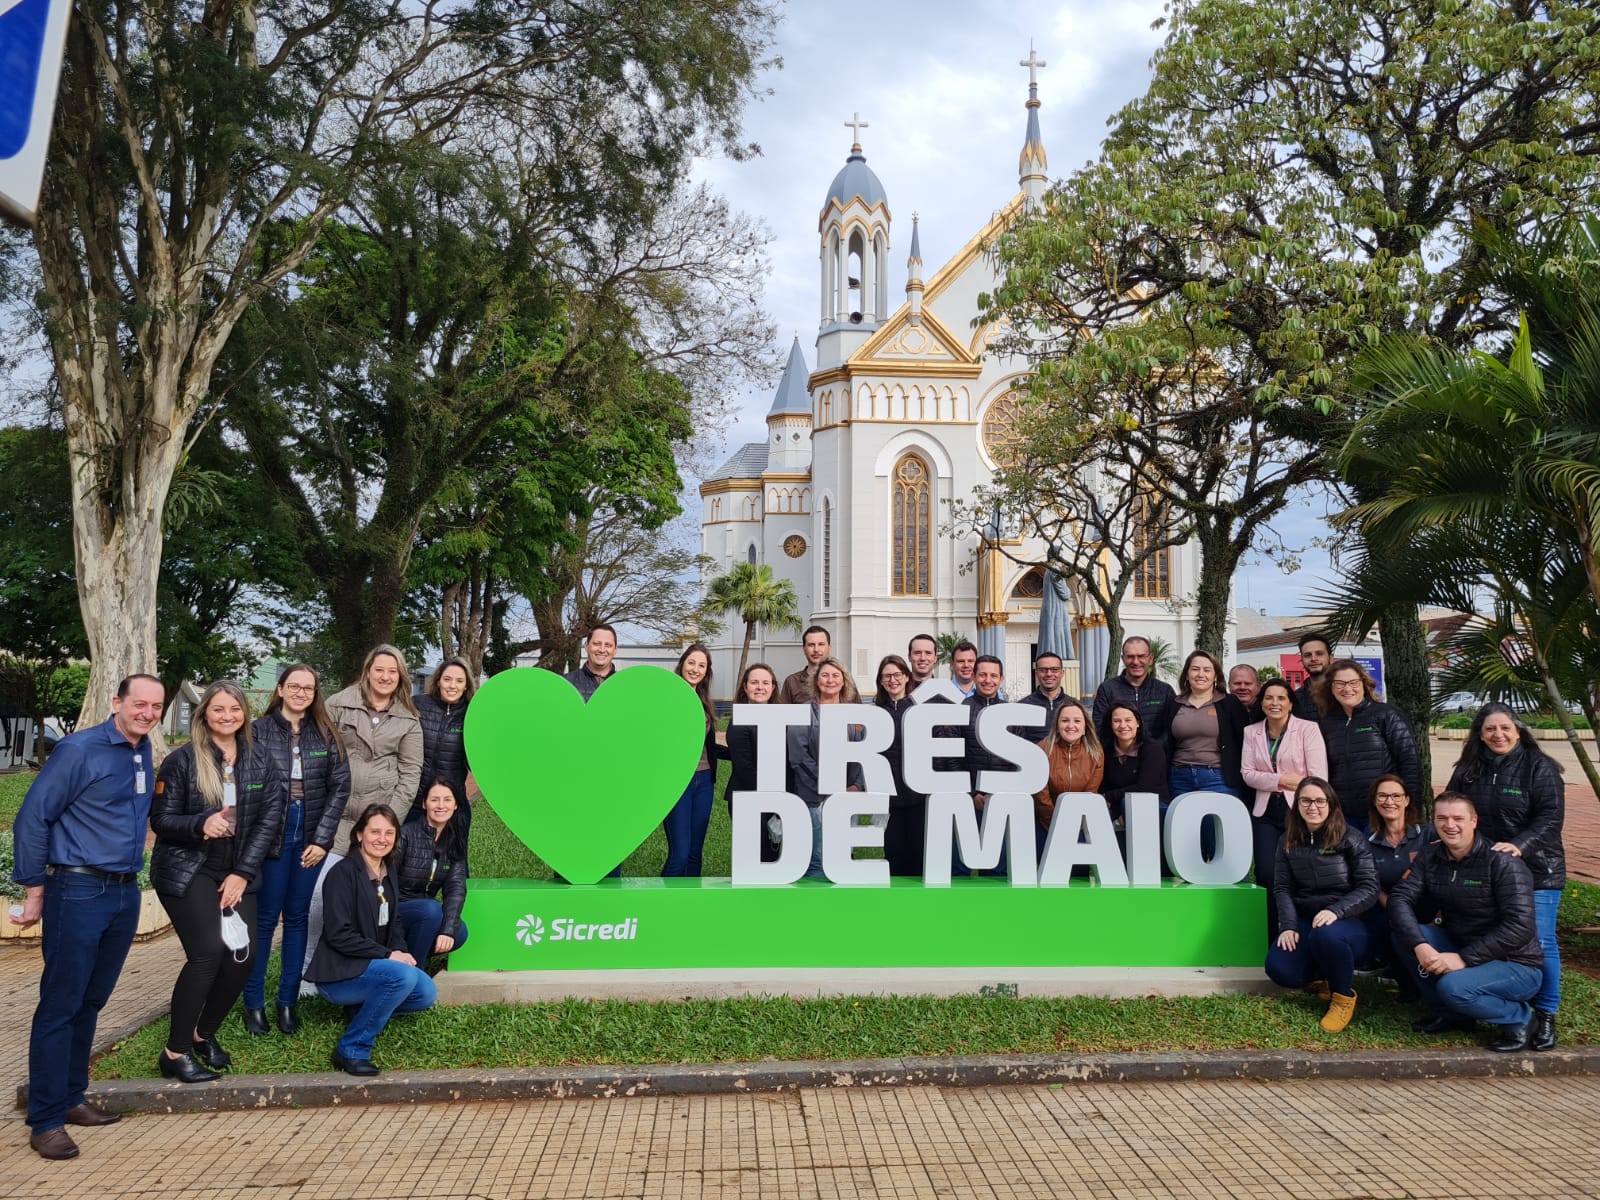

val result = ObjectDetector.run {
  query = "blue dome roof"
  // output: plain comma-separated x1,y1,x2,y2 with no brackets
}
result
821,149,888,217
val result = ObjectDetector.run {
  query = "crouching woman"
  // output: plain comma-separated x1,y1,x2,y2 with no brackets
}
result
304,804,435,1076
1265,777,1379,1033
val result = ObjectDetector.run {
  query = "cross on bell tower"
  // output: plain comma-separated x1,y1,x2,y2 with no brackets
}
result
844,112,869,151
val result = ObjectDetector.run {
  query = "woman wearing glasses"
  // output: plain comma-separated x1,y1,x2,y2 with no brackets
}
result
1363,773,1431,1002
1266,777,1378,1033
242,665,350,1036
1317,659,1422,835
875,655,923,875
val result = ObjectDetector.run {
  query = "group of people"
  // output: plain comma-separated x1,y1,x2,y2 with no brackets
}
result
11,653,477,1160
8,630,1572,1161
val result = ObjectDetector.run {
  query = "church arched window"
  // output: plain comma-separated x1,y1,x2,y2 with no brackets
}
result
1132,491,1172,599
891,453,932,596
821,498,833,607
747,543,758,565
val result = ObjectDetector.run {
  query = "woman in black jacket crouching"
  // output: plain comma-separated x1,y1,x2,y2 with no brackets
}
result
306,804,436,1076
396,779,470,966
1265,776,1378,1034
152,681,287,1082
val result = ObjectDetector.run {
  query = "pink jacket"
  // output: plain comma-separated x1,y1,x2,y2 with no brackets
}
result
1240,716,1329,817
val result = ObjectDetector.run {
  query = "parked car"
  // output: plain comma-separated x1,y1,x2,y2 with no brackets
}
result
1436,691,1483,713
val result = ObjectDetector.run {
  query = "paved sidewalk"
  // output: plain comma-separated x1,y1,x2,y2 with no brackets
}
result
3,1075,1599,1198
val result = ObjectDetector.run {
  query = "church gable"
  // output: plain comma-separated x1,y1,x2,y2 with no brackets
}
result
850,307,974,367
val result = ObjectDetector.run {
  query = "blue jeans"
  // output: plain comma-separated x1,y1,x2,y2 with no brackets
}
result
1409,924,1540,1027
28,871,141,1133
317,959,437,1060
1170,765,1241,859
804,803,826,879
399,898,469,960
244,802,323,1009
1264,915,1371,997
662,768,714,877
1534,887,1561,1013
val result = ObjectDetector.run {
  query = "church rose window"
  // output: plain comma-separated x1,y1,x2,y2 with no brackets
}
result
980,391,1025,467
892,453,931,595
784,534,807,558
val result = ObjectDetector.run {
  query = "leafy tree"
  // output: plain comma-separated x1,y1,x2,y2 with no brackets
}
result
17,0,778,723
981,0,1600,754
705,563,802,684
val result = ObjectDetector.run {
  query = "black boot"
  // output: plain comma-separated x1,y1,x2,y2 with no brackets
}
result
158,1050,220,1083
242,1007,270,1036
1530,1011,1557,1051
1411,1013,1475,1034
277,1004,301,1035
1489,1021,1531,1052
192,1034,232,1070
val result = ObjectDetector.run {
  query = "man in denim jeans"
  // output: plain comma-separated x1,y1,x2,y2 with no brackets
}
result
10,675,164,1160
1388,791,1543,1053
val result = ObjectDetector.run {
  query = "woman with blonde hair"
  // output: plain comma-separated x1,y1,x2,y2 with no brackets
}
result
1033,698,1105,858
787,657,864,878
152,681,287,1081
324,645,423,855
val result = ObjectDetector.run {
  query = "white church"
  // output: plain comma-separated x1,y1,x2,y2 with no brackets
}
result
699,60,1210,696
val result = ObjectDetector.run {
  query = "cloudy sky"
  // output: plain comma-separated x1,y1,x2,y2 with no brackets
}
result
690,0,1340,614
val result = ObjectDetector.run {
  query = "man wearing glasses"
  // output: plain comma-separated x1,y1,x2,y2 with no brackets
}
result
1091,636,1177,746
1020,652,1069,728
10,674,165,1160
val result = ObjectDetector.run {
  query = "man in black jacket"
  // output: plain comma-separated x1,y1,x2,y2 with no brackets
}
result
1092,636,1177,745
1388,792,1544,1051
564,625,618,700
1019,652,1068,729
1291,633,1331,721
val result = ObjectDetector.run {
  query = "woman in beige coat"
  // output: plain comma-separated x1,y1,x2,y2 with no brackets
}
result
323,645,424,855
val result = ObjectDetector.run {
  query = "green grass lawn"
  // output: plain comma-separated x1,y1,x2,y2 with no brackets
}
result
0,771,33,828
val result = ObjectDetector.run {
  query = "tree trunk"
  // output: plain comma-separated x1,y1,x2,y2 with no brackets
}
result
1377,602,1432,788
737,620,754,685
1191,518,1238,656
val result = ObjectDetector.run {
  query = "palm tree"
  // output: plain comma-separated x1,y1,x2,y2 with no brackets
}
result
1329,218,1600,790
704,563,802,684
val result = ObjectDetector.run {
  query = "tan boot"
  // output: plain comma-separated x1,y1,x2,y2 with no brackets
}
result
1320,990,1357,1033
1305,979,1330,1001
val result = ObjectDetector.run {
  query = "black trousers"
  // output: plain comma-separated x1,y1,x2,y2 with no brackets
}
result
159,880,256,1053
884,803,927,877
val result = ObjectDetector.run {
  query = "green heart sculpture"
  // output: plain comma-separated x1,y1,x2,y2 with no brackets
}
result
464,666,707,883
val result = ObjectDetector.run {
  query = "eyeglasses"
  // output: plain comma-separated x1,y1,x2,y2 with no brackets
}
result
1298,797,1330,809
1331,678,1364,691
1036,666,1062,674
880,671,906,681
283,684,316,695
1374,791,1407,801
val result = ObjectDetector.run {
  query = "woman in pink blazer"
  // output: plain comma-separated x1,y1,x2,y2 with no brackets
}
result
1241,678,1329,920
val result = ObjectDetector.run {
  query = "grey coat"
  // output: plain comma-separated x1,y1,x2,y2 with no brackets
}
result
325,685,423,854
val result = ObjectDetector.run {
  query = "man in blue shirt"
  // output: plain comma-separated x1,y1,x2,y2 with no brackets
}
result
10,674,164,1161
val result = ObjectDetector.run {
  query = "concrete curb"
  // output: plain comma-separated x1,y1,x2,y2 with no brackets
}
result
28,1047,1600,1115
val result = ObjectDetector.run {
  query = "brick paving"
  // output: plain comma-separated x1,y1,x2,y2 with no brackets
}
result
2,1075,1599,1198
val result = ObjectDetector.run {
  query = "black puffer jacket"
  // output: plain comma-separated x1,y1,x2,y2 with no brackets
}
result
1092,673,1178,744
151,740,287,897
965,693,1043,793
1388,836,1543,968
1271,825,1379,931
877,695,922,808
1318,699,1422,822
395,820,468,941
251,711,350,853
415,693,470,803
1447,743,1566,891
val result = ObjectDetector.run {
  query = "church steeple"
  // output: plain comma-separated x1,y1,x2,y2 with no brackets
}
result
1018,46,1048,207
817,111,892,368
905,213,924,325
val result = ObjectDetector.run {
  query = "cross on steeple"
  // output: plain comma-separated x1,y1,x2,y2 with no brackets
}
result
1020,44,1047,88
844,112,869,149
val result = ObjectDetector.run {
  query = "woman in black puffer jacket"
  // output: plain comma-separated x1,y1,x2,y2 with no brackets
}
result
1448,702,1566,1050
241,663,350,1036
152,681,286,1083
1317,659,1422,833
410,658,475,836
1265,776,1378,1034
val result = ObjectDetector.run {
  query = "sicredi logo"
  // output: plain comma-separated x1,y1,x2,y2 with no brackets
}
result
516,914,638,946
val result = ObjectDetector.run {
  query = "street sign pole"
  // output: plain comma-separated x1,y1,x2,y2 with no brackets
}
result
0,0,74,228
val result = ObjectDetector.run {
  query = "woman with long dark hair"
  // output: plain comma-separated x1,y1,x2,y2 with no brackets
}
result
724,662,780,862
395,779,470,964
151,681,287,1082
662,643,718,877
1363,772,1430,1001
1100,702,1169,827
1447,702,1566,1050
306,804,436,1075
410,658,476,837
1240,677,1328,903
1265,777,1378,1033
242,664,350,1036
875,654,924,876
1159,650,1249,802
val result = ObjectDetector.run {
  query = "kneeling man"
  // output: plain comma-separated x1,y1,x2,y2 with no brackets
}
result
1388,791,1543,1052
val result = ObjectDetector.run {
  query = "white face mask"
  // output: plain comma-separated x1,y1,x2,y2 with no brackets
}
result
220,906,251,961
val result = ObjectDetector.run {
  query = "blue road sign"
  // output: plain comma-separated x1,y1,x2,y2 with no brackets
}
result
0,0,73,226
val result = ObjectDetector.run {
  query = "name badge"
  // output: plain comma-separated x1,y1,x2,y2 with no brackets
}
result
223,781,238,808
291,746,303,780
378,898,390,925
135,768,147,794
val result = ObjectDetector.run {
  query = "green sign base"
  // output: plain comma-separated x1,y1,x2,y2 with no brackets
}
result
450,878,1264,972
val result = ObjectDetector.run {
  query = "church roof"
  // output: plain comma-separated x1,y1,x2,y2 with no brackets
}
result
767,338,812,415
706,441,769,482
820,147,888,223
